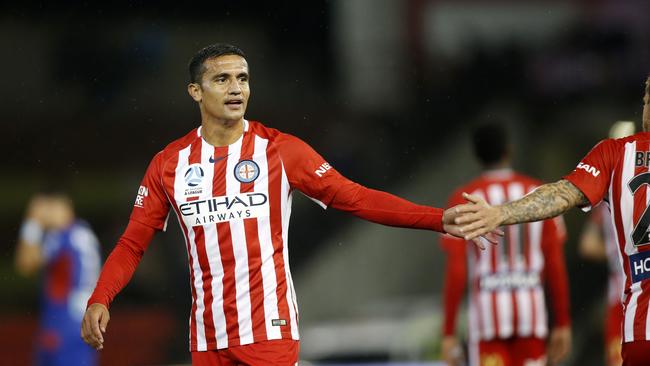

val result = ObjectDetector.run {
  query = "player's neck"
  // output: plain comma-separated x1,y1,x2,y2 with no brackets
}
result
201,118,244,146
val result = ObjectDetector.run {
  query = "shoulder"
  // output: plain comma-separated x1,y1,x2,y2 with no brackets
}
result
248,120,280,139
248,120,298,144
248,120,311,153
591,136,627,155
146,128,199,169
160,128,198,157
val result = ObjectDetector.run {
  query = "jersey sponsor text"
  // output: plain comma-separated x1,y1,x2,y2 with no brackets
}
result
179,192,269,227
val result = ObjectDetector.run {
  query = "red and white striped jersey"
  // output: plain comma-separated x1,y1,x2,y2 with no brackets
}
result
565,132,650,343
122,119,445,351
132,120,336,351
441,169,570,341
589,204,626,306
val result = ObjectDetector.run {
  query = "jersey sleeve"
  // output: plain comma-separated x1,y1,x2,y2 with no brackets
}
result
86,219,156,308
276,133,444,232
563,139,618,210
130,152,171,230
274,133,342,208
541,215,571,327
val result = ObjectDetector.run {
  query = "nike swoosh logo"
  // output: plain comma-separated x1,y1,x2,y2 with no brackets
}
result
209,154,230,164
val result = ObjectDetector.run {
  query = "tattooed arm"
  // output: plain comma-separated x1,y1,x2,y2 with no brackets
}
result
501,180,588,224
447,179,588,240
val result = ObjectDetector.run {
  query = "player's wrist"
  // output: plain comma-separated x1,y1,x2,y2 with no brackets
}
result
19,219,44,246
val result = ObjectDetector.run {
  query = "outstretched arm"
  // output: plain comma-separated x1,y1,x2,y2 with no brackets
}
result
330,180,500,249
276,133,500,247
453,179,588,240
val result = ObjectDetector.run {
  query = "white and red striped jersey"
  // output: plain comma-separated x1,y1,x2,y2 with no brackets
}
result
441,169,570,341
89,119,445,352
565,132,650,343
134,120,327,350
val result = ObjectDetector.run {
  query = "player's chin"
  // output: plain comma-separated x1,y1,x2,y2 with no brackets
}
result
224,110,245,121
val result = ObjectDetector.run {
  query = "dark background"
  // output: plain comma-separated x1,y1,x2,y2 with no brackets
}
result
1,1,649,365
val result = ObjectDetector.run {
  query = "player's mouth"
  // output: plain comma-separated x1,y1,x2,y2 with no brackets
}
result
225,100,243,109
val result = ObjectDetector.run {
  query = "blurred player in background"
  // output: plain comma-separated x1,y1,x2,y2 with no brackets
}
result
579,121,635,366
451,76,650,366
15,192,101,366
440,123,571,366
80,43,496,365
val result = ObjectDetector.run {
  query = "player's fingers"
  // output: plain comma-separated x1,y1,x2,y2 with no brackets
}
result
82,315,92,343
470,238,486,250
547,338,563,365
462,192,485,205
546,344,556,365
454,211,486,225
484,229,505,244
99,311,110,333
83,319,102,349
464,227,491,241
80,317,87,342
555,339,569,363
482,233,499,245
91,316,104,344
457,218,488,233
453,203,480,216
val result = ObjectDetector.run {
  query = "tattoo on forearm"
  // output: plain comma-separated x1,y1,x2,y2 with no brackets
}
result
501,179,589,225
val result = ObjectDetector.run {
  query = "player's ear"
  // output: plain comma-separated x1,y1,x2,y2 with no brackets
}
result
188,83,202,102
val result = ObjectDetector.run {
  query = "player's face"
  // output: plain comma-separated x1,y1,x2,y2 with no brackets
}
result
193,55,250,124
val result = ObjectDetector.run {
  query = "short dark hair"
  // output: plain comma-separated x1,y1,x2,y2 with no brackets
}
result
472,122,509,167
188,43,246,84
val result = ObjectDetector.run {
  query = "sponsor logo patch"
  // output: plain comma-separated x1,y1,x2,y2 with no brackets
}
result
209,154,230,164
134,185,148,207
234,160,260,183
479,272,540,291
576,162,600,177
630,251,650,284
271,319,287,327
179,192,269,227
184,164,205,196
315,162,332,177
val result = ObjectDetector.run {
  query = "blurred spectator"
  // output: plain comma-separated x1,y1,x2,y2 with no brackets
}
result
15,192,101,366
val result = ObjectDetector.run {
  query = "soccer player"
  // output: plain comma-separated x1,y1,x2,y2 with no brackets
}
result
79,43,495,365
16,192,101,366
450,76,650,365
578,121,634,366
440,123,571,366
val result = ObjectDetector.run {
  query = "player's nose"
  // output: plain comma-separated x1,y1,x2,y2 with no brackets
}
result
228,82,242,94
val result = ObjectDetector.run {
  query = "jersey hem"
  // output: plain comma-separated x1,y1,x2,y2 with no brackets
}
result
189,331,299,351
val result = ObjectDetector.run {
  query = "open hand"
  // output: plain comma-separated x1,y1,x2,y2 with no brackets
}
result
451,192,505,241
443,196,503,250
